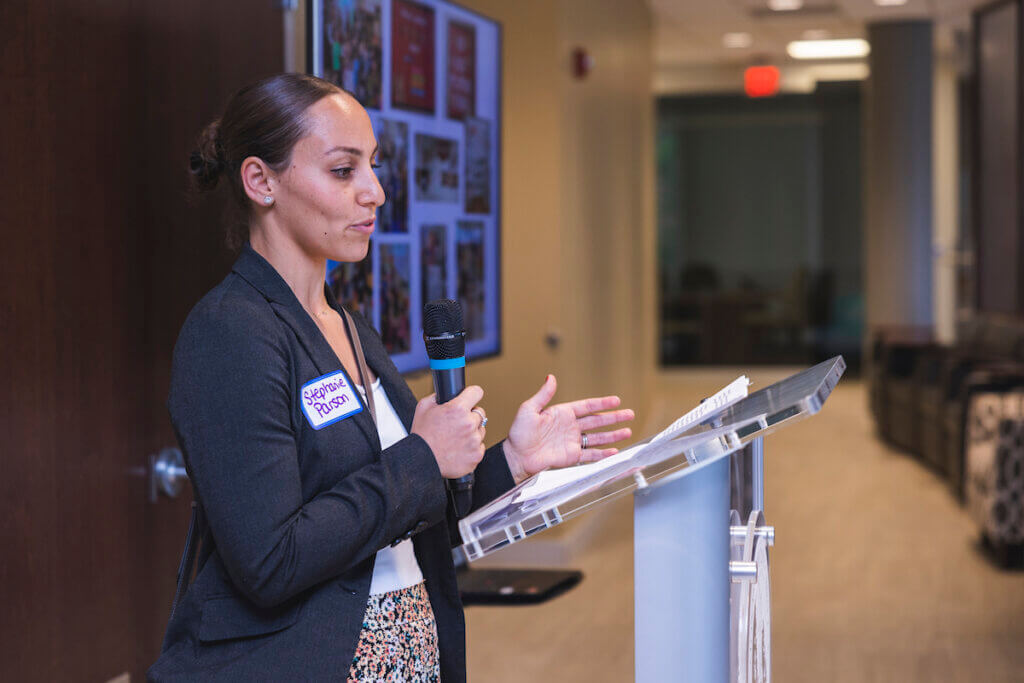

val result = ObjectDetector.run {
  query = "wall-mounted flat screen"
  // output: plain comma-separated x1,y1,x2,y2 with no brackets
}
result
310,0,501,372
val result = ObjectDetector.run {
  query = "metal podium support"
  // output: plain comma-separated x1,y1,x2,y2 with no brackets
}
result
729,438,773,683
635,456,731,681
634,437,773,683
455,357,843,683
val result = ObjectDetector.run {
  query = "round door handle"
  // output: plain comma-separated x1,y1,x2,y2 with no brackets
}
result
149,447,189,502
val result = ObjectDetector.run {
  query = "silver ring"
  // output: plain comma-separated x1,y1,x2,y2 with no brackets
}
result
473,407,487,428
581,433,589,449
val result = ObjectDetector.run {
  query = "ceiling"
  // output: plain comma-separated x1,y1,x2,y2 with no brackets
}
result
650,0,988,68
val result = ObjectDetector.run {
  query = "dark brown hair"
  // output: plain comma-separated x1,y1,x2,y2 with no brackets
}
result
189,73,345,248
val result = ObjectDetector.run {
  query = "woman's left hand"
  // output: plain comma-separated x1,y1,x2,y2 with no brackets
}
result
503,374,634,482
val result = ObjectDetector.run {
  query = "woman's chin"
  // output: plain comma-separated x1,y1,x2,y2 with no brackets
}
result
326,239,371,264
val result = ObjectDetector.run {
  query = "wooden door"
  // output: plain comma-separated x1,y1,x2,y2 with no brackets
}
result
0,1,283,679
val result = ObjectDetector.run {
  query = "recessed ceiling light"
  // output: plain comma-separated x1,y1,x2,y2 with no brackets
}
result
768,0,803,10
875,0,908,6
802,29,831,40
723,32,754,49
787,38,871,59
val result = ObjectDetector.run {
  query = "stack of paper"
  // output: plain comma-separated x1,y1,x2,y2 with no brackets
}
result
514,375,751,501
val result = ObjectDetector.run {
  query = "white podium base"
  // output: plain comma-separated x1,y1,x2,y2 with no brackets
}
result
635,456,731,682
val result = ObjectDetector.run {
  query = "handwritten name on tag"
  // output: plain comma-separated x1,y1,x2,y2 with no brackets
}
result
300,370,363,430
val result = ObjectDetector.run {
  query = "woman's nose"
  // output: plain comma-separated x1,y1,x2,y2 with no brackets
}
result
360,169,386,209
372,172,386,208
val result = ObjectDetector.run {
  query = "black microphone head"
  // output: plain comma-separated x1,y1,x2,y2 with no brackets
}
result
423,299,466,360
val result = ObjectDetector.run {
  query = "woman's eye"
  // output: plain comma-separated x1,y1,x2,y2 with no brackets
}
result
332,167,354,179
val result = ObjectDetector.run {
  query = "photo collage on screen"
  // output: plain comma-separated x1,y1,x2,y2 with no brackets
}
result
321,0,383,109
314,0,500,371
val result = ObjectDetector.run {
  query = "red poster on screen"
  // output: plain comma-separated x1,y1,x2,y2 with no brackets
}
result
392,0,435,113
446,21,475,120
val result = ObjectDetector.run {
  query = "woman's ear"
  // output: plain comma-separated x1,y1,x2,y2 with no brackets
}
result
240,156,275,207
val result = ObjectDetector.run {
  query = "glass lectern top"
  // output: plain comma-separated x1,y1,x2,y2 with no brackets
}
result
456,356,846,562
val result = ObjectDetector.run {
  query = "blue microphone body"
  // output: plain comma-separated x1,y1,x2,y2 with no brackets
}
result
430,357,466,404
423,301,473,516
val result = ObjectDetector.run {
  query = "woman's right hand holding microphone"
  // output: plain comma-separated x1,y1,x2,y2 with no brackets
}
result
411,385,487,479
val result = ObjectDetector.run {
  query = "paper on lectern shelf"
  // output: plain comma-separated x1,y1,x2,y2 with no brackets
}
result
516,375,751,500
515,420,754,502
649,375,750,444
516,442,646,499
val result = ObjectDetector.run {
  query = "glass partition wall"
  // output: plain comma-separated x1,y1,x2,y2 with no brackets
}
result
657,84,864,370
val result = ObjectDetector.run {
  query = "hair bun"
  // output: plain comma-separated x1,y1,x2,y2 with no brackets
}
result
189,119,225,191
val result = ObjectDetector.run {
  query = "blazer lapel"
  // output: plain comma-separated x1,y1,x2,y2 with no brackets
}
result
232,245,381,452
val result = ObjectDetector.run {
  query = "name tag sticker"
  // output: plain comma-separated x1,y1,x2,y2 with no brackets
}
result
300,370,363,430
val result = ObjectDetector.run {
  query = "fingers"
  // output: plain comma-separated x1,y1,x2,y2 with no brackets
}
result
579,448,619,464
450,384,484,409
577,409,634,432
581,427,632,449
471,406,487,430
523,374,557,412
566,395,622,418
411,389,487,479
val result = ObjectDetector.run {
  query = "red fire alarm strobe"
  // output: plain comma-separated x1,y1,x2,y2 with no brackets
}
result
744,65,780,98
572,47,592,80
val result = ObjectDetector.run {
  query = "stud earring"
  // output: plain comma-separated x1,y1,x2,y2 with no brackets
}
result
263,195,273,205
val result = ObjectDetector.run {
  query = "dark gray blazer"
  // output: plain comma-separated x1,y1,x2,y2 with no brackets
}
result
148,245,513,682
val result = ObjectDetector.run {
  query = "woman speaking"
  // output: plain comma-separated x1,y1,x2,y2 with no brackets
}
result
148,74,633,682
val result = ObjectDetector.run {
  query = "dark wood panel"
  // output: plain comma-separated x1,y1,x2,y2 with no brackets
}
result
0,0,283,679
0,0,58,676
137,1,285,675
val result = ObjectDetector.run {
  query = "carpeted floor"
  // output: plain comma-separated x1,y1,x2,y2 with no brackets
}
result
465,370,1024,682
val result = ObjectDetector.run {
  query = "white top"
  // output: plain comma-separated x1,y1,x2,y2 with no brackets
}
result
355,377,425,595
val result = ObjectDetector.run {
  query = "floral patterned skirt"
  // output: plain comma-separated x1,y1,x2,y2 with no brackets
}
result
346,582,440,682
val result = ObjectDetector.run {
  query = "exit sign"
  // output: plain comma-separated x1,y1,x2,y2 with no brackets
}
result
745,66,780,98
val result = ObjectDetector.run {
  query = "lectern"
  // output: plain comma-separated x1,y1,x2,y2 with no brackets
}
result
455,357,845,682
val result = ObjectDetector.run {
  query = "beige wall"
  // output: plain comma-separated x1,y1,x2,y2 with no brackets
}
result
555,0,656,421
291,0,656,438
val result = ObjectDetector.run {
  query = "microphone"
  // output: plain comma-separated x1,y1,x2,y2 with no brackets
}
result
423,299,473,515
